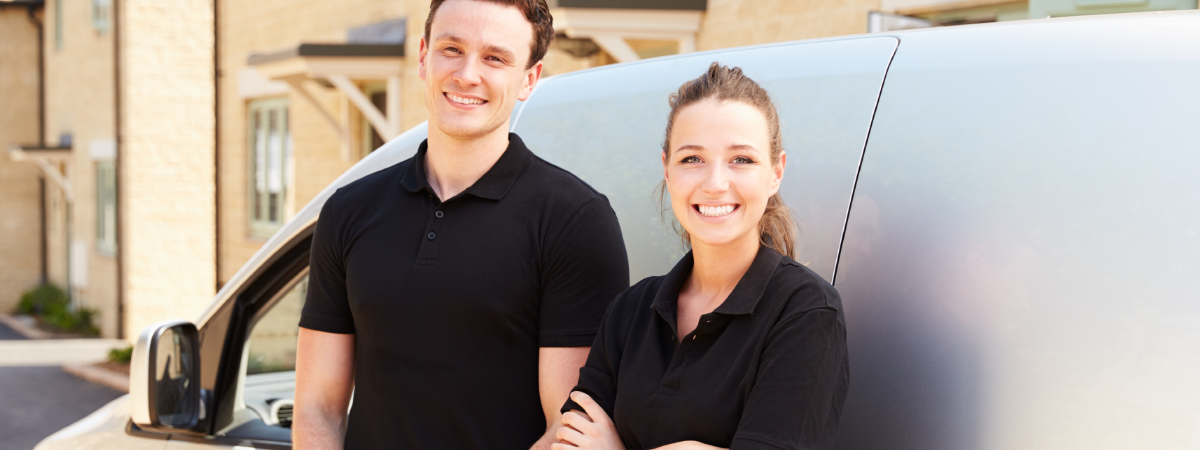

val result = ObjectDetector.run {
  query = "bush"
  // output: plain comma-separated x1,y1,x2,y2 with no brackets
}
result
14,284,99,336
108,345,133,364
16,284,69,315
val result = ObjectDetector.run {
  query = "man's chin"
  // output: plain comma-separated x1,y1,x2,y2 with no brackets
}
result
433,119,507,141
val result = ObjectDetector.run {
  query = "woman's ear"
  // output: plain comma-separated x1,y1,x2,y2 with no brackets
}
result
772,151,787,191
661,150,669,181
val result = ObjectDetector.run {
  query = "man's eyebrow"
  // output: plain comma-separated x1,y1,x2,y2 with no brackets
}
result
432,33,519,62
433,32,466,44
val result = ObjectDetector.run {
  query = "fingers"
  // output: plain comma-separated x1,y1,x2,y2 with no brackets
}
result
555,423,587,444
569,391,612,426
561,410,593,432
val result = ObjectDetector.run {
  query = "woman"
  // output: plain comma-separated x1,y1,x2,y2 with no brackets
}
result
553,63,850,450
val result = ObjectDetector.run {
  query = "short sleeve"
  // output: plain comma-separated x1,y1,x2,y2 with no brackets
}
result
299,193,356,334
731,306,849,450
538,195,630,347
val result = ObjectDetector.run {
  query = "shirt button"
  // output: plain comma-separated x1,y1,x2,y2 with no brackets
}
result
435,211,444,219
427,232,436,240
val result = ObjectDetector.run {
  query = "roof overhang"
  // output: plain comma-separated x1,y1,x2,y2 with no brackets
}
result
552,7,704,62
550,0,705,10
249,43,404,81
9,144,71,162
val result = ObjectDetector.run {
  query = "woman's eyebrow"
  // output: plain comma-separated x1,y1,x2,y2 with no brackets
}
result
675,144,704,152
729,144,759,152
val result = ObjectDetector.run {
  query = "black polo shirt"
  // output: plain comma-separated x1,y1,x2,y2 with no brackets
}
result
563,246,849,450
301,134,630,449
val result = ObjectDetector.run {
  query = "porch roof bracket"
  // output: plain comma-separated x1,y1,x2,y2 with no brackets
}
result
552,7,703,64
8,146,74,202
325,74,400,141
281,77,352,160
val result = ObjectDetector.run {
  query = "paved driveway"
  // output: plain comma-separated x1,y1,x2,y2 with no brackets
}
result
0,323,124,450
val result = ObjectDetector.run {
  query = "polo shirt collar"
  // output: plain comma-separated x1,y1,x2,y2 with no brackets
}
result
400,133,533,201
651,246,785,329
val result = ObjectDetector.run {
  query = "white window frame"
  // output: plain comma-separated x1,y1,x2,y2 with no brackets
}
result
92,0,111,34
95,160,117,256
247,98,292,238
359,82,388,157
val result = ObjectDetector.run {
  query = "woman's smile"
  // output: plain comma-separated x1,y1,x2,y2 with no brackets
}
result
695,203,740,218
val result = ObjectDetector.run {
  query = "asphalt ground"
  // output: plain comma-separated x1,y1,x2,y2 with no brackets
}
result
0,323,124,450
0,321,26,340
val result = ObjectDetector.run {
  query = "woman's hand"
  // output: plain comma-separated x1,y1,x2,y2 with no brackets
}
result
552,392,627,450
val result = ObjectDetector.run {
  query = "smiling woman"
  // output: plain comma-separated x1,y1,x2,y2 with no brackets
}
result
557,63,850,450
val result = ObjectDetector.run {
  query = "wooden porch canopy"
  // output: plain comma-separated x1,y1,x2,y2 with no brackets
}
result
249,43,403,159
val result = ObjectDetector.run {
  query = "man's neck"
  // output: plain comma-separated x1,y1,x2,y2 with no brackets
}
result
424,126,511,201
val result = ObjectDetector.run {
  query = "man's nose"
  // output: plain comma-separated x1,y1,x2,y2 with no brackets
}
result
453,56,483,86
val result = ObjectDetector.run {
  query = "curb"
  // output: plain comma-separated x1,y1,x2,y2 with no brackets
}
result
63,363,130,393
0,314,53,339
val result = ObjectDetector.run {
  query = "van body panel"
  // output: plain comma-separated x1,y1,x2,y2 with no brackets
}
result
837,11,1200,450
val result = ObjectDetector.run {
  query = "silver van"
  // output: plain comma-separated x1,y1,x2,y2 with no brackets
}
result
37,10,1200,450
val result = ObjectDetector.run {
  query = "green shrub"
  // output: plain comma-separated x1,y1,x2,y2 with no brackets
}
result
15,284,69,315
14,284,99,336
108,345,134,364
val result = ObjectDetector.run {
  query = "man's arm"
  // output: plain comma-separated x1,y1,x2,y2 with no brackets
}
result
294,328,355,450
531,346,591,450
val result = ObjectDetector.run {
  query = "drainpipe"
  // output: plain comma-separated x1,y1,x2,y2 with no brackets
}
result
27,4,48,285
114,0,125,339
214,0,222,292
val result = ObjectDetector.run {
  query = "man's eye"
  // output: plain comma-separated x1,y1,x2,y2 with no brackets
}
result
732,156,756,164
680,156,701,164
444,46,462,54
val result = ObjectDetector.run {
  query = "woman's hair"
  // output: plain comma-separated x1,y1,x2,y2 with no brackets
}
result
658,62,800,259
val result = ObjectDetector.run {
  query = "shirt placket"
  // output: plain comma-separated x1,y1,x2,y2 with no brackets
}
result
657,312,731,396
415,193,447,265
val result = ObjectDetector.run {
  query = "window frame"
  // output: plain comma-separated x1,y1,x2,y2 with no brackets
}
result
95,160,117,256
359,81,388,157
246,97,293,239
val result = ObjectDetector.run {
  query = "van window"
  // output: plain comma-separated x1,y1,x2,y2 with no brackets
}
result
513,37,898,282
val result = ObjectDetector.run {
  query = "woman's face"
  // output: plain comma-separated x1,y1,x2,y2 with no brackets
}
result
664,98,785,252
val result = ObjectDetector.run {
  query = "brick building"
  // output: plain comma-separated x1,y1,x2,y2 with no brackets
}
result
14,0,1186,341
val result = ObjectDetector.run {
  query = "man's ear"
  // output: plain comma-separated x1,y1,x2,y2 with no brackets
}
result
418,36,429,82
517,60,544,101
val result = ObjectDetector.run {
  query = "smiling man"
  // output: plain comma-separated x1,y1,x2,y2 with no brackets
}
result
291,1,630,449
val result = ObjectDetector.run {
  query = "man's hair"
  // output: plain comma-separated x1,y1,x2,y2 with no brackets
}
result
424,0,554,69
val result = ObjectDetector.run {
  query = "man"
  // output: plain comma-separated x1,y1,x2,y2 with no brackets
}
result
292,0,629,448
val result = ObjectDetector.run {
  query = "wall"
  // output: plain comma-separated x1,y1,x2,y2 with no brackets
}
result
120,0,216,338
217,0,405,283
697,0,882,51
42,0,120,337
0,7,44,313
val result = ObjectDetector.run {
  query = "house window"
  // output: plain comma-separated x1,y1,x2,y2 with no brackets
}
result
361,83,388,155
96,161,117,255
247,98,291,238
92,0,112,34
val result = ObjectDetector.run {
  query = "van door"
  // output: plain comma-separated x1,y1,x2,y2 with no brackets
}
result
513,37,898,282
836,16,1200,450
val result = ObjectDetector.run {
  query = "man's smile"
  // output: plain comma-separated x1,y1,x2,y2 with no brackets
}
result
446,92,487,106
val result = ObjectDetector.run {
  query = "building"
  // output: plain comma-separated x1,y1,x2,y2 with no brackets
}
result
7,0,1187,341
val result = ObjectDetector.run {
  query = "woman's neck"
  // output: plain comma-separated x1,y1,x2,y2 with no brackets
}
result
684,234,761,312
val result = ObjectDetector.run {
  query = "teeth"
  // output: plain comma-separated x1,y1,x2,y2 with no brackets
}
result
447,93,484,105
698,205,735,217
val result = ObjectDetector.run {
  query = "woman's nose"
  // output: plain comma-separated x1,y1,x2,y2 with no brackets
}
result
702,165,729,194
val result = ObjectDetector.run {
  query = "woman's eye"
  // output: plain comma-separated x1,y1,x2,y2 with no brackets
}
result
680,156,701,164
732,156,756,164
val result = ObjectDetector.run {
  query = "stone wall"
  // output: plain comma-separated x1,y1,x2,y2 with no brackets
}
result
42,0,120,337
0,8,44,314
120,0,216,338
697,0,881,51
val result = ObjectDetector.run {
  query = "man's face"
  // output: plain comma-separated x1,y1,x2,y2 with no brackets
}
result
419,0,542,141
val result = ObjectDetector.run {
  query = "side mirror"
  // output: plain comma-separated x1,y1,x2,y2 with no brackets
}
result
130,320,201,431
